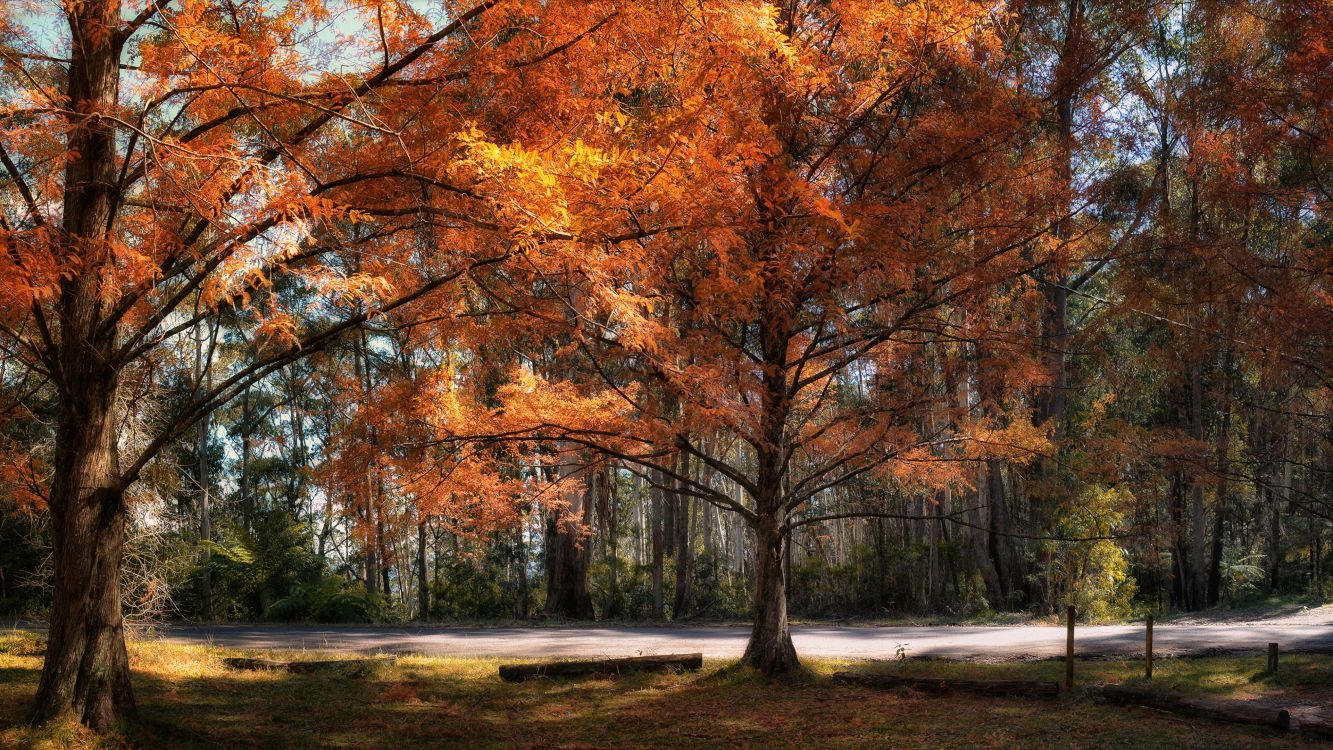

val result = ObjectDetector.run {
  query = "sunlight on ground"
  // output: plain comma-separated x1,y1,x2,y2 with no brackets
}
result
1,631,1326,749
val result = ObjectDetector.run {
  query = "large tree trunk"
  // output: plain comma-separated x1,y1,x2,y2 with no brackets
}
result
33,0,136,727
739,517,798,675
33,372,136,728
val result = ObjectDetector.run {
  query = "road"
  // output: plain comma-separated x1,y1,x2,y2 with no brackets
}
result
143,618,1333,661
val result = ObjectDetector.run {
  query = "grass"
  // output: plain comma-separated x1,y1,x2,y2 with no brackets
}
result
1,630,1326,749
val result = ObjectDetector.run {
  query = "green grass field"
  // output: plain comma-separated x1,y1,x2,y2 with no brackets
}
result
1,630,1325,749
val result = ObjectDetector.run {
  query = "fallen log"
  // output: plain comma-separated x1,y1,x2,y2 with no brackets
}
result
1297,717,1333,740
223,656,395,676
1100,685,1290,731
498,653,703,682
831,672,1060,699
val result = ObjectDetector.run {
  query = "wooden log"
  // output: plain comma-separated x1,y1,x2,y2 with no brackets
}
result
1101,685,1290,731
1299,717,1333,740
498,653,703,682
223,656,395,676
831,672,1060,699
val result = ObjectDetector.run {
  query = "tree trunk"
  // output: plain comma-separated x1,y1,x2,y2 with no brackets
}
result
604,474,620,619
739,518,798,675
240,387,253,532
544,461,595,619
987,460,1015,605
33,374,136,728
32,0,136,726
1188,363,1207,610
515,520,530,619
378,516,391,599
650,471,665,619
195,342,214,621
1206,353,1231,606
364,504,379,597
1268,458,1287,590
416,521,429,619
672,490,693,618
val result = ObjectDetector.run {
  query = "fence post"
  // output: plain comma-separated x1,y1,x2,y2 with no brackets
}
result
1066,605,1076,689
1145,613,1153,679
1267,642,1279,673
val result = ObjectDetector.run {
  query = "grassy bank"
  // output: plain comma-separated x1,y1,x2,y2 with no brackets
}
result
1,631,1325,749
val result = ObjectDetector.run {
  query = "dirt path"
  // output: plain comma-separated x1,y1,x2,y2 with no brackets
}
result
144,611,1333,661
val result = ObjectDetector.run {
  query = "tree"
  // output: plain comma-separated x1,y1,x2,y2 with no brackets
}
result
0,0,651,726
443,0,1064,675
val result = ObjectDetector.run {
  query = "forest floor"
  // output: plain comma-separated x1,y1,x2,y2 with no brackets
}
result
1,630,1330,749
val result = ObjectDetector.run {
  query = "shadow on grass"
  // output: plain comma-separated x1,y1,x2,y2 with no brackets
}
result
1,651,1322,750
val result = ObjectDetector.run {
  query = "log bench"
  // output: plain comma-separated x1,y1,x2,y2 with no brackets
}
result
832,671,1060,699
498,653,703,682
223,656,395,676
1099,685,1291,731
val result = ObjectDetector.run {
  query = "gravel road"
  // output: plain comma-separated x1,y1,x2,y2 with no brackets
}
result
143,609,1333,661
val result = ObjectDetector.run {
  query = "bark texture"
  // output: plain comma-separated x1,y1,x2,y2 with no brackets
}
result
739,520,798,675
32,0,138,727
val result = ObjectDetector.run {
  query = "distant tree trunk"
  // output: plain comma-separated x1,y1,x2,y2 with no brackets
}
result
544,459,596,619
194,326,214,621
239,387,254,532
378,516,392,599
604,469,620,618
1189,363,1207,610
1268,457,1288,591
928,491,943,610
702,497,715,564
1314,521,1324,600
1168,470,1190,608
364,497,379,597
970,470,1004,605
417,520,429,619
672,455,694,618
199,448,213,620
987,460,1015,606
515,520,530,619
663,482,677,557
650,471,665,619
1206,353,1232,606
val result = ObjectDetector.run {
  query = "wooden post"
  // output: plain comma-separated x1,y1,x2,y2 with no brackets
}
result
1267,642,1278,673
1065,605,1075,689
1145,614,1153,679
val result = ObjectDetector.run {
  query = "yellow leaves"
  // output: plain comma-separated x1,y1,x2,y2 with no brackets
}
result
566,138,622,185
493,367,634,437
598,110,632,134
455,125,574,239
